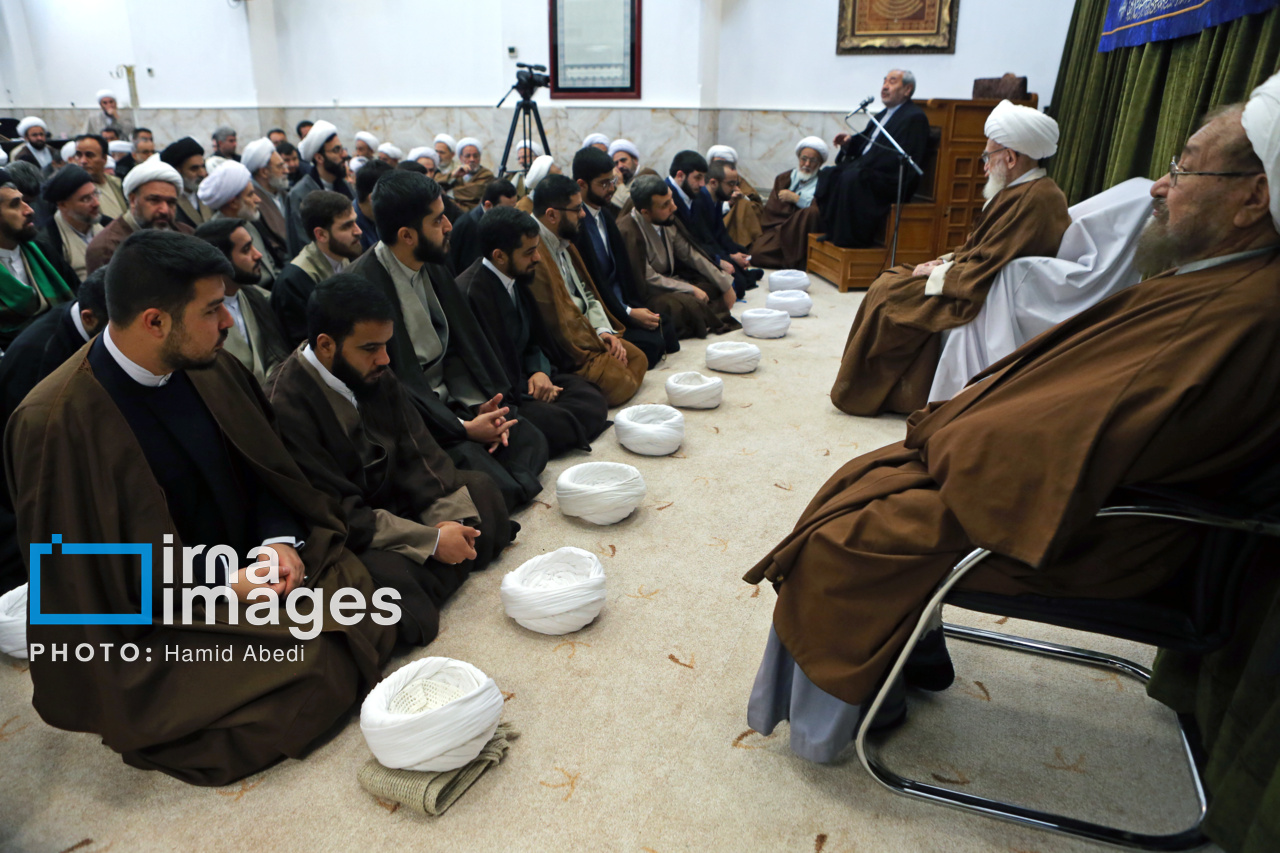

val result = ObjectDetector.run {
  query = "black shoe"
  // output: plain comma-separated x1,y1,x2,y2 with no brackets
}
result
903,628,955,692
745,267,764,282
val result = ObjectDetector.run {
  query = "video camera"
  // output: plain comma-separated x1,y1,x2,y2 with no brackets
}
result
515,63,551,100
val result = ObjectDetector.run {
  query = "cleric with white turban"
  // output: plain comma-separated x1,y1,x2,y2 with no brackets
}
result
377,143,404,163
241,137,276,175
1243,69,1280,231
707,145,738,164
608,139,639,161
516,138,544,160
298,120,338,165
198,160,253,212
524,155,558,192
583,133,610,151
407,146,440,170
121,154,183,198
354,131,380,158
795,136,829,163
984,100,1059,161
787,137,828,209
456,137,484,178
16,116,45,138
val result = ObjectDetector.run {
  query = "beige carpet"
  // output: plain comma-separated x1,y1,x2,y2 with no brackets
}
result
0,275,1217,853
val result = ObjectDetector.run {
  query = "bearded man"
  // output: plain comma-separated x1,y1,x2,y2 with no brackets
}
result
0,168,74,347
201,161,280,289
161,137,213,229
832,101,1071,416
450,138,496,213
242,137,291,262
272,191,365,346
11,117,60,171
748,137,828,270
86,156,193,274
286,121,353,255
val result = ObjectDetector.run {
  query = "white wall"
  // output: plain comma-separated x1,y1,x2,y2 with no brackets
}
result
716,0,1077,111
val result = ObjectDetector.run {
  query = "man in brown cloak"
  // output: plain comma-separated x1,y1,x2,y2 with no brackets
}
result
268,274,515,646
832,100,1071,417
6,230,397,785
449,138,496,213
706,147,764,249
744,103,1280,763
747,137,827,271
527,174,648,407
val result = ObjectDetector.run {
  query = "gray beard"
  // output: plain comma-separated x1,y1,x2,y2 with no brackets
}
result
1132,206,1219,278
183,177,201,194
268,173,289,193
982,162,1009,201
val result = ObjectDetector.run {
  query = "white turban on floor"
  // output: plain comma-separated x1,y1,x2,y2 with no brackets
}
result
61,141,77,161
707,145,738,164
108,140,133,156
609,139,639,159
517,138,544,157
408,146,439,167
299,120,338,163
96,89,116,103
198,160,252,210
796,136,829,162
241,137,275,174
378,142,404,160
17,116,45,137
583,133,610,148
525,155,555,191
457,137,482,158
122,154,183,197
434,133,457,152
355,131,379,150
1243,69,1280,231
984,100,1059,160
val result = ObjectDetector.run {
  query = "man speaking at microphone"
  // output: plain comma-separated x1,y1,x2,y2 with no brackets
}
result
816,70,930,249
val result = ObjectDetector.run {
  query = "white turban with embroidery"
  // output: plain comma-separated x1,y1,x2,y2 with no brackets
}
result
355,131,379,151
299,120,338,163
609,139,639,160
706,145,738,164
408,146,439,167
525,155,555,191
1243,69,1280,231
434,133,457,152
17,116,45,137
241,137,275,174
198,160,252,210
984,100,1059,160
796,136,829,162
582,133,610,149
517,138,544,157
122,154,183,198
377,142,404,160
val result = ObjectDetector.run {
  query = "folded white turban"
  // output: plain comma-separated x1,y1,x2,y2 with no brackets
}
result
582,133,610,148
434,133,457,152
525,155,555,191
241,137,275,174
1243,69,1280,232
408,146,439,166
122,154,183,198
298,119,338,163
707,145,738,164
355,131,379,150
61,141,77,161
96,89,116,102
796,136,829,162
198,160,252,210
108,140,133,156
609,138,639,160
517,138,544,157
457,137,482,158
349,155,368,172
17,116,46,137
984,100,1059,160
378,142,404,159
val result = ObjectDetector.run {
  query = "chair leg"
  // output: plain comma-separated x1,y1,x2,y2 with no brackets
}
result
854,583,1209,851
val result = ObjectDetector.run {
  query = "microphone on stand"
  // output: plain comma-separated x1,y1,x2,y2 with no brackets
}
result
845,96,875,119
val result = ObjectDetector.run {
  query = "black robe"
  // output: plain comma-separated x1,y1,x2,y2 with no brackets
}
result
816,100,930,248
347,246,548,511
271,260,322,348
448,204,485,276
267,349,516,645
457,258,610,457
667,179,754,299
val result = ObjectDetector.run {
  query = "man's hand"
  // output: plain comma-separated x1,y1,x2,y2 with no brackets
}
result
729,189,744,202
434,521,480,565
834,132,850,147
630,307,661,330
778,189,801,205
453,167,468,182
718,259,735,276
723,288,737,310
691,286,710,304
465,403,516,453
913,259,944,277
231,543,304,600
600,332,628,365
730,252,750,269
528,371,561,402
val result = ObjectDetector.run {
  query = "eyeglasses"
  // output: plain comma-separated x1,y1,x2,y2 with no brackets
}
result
1168,157,1264,188
980,146,1011,165
594,177,618,189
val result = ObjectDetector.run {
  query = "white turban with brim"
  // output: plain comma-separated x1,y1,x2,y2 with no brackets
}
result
434,133,457,152
298,120,338,164
984,100,1059,161
1243,69,1280,232
198,160,252,210
517,138,544,157
241,137,275,175
378,142,404,160
583,133,610,148
122,154,183,198
609,139,639,160
796,136,829,162
17,116,46,137
95,89,116,103
108,140,133,156
408,146,440,167
525,155,555,191
61,141,77,161
707,145,738,164
355,131,380,150
457,137,482,158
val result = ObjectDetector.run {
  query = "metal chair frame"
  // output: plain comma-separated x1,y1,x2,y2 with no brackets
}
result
854,503,1280,851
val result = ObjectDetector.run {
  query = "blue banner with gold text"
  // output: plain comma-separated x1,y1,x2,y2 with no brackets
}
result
1099,0,1279,52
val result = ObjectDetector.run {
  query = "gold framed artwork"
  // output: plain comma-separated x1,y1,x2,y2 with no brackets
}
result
837,0,960,54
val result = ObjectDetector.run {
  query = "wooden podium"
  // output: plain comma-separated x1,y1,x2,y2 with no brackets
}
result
807,96,1037,293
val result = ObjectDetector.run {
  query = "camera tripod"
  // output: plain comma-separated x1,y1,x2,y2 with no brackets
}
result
496,70,552,180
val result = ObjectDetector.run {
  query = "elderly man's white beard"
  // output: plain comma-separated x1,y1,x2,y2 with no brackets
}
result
797,167,817,181
268,173,289,193
982,160,1009,200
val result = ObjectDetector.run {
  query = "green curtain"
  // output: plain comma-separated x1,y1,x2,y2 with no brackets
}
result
1049,1,1280,204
